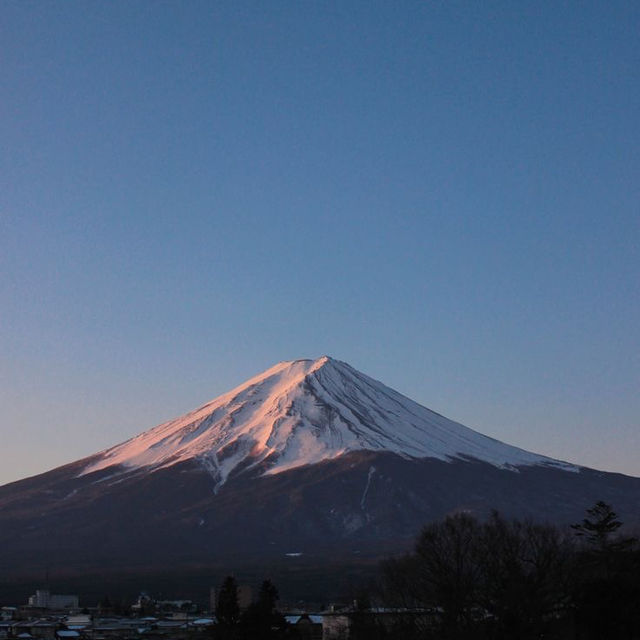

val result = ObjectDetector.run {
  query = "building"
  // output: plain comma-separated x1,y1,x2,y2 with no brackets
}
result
285,614,323,640
27,591,79,610
0,609,17,622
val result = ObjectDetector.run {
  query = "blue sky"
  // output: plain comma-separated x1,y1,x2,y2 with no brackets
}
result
1,1,638,485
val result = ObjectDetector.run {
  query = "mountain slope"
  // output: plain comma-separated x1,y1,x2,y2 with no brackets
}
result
80,356,576,490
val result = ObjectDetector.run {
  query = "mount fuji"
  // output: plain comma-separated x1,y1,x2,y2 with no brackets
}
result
80,356,576,487
1,356,638,599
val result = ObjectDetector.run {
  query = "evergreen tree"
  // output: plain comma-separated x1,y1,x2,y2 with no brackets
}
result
570,502,640,640
239,579,286,640
257,579,278,614
216,576,240,626
571,500,636,553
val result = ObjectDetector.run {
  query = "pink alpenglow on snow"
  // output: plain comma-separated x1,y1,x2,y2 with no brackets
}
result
80,356,577,491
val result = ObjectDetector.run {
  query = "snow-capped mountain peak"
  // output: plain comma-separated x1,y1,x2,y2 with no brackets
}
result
80,356,577,487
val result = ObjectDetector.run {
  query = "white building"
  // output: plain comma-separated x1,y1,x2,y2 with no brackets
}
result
28,590,78,610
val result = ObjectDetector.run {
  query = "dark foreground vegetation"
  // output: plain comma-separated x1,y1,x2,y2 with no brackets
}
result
375,501,640,640
204,501,640,640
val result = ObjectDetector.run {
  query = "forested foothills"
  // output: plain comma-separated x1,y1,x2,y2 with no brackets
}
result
376,502,640,640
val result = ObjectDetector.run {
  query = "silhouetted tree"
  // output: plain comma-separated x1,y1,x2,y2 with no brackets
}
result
477,512,571,639
239,580,286,640
571,502,640,640
379,512,575,640
257,579,278,613
216,576,240,627
379,513,484,638
570,500,633,553
415,513,482,638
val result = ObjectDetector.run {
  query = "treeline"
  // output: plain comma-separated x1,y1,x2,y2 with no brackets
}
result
377,501,640,640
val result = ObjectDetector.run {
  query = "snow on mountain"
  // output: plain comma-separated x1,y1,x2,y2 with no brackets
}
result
80,356,577,488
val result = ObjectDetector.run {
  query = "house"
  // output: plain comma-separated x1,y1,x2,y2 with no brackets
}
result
285,614,323,640
11,620,59,640
1,608,17,622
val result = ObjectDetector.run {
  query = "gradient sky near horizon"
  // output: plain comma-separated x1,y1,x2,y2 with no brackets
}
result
1,1,639,486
